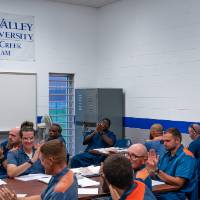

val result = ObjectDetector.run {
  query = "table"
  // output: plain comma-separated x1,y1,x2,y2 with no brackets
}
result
0,178,178,199
0,178,107,200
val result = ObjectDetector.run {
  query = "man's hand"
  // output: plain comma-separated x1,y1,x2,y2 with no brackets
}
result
0,187,17,200
96,123,103,133
31,144,42,163
146,149,159,173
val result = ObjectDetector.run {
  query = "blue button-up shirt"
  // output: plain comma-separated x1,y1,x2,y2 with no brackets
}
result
84,130,116,152
41,167,78,200
7,146,44,176
155,145,197,199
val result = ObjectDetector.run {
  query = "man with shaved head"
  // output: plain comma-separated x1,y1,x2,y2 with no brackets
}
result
145,123,166,157
0,127,21,178
127,143,152,189
188,124,200,198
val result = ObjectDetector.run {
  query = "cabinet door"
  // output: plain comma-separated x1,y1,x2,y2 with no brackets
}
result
75,89,98,123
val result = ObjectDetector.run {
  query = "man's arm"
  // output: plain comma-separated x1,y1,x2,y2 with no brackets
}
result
100,133,114,146
7,162,32,178
156,170,187,188
83,131,97,145
7,148,40,178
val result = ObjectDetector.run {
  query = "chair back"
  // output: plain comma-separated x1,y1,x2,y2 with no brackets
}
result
114,138,132,148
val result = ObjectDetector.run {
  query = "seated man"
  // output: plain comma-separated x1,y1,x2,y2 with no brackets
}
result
188,124,200,199
71,118,116,168
102,154,156,200
144,123,166,157
147,128,197,200
47,123,66,144
0,139,78,200
0,127,21,178
7,126,44,177
127,143,152,190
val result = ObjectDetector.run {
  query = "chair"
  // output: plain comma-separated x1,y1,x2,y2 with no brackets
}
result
114,138,132,148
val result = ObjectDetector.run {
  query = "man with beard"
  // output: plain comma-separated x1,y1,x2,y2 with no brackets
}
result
147,128,197,200
0,127,20,178
71,118,116,168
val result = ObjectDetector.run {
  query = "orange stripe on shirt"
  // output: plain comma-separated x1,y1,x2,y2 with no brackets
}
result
183,148,194,157
126,180,145,200
54,170,74,193
136,168,149,180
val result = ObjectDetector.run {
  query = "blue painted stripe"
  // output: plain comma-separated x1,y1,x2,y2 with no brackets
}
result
123,117,199,133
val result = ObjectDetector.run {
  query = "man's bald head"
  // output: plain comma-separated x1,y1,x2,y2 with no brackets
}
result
127,143,147,170
188,124,200,140
128,143,147,157
8,127,21,147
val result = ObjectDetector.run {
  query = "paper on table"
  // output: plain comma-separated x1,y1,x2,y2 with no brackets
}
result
0,179,7,185
93,147,127,154
71,165,100,177
17,194,27,198
152,180,165,186
77,176,100,187
78,188,98,195
15,174,52,181
37,176,52,184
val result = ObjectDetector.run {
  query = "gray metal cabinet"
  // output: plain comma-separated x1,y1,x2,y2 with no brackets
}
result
75,88,123,154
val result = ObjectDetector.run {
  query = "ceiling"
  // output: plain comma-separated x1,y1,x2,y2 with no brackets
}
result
47,0,120,8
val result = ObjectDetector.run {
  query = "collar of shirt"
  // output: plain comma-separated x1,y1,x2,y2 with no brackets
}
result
18,145,36,155
166,145,184,158
51,167,69,182
119,182,137,200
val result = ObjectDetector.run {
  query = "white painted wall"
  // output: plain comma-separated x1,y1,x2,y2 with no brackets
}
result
1,0,199,143
97,0,200,122
0,0,98,116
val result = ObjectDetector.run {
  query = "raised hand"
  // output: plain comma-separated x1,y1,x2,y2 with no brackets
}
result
31,144,42,163
146,149,159,173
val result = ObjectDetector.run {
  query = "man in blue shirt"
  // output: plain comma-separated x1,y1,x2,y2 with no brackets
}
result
0,127,21,178
146,128,197,200
127,143,152,190
71,118,116,168
144,123,166,158
47,123,66,144
7,126,44,177
0,139,78,200
188,123,200,199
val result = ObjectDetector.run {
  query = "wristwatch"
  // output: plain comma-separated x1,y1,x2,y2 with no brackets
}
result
154,168,160,176
27,159,34,165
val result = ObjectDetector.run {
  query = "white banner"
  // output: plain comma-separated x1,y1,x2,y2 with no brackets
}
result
0,12,34,61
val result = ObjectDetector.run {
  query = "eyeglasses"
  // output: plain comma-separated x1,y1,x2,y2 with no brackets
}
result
22,137,34,142
126,153,145,160
190,125,197,134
